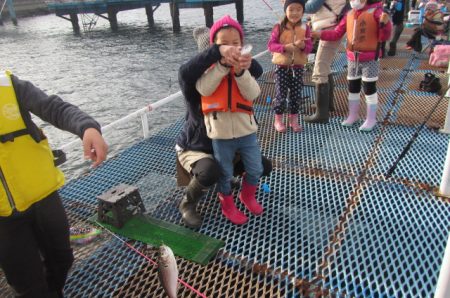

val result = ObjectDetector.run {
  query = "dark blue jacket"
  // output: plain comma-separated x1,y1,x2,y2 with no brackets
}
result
176,44,263,153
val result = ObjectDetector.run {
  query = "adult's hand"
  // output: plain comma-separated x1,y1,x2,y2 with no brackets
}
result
219,45,241,66
237,53,252,70
380,12,390,25
311,31,321,40
82,128,108,167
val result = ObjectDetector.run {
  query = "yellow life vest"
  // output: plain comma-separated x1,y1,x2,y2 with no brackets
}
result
201,70,253,115
346,8,379,52
272,23,308,66
0,70,65,216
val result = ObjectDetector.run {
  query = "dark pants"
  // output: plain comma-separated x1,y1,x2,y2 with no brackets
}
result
273,66,304,115
0,192,74,298
191,155,272,187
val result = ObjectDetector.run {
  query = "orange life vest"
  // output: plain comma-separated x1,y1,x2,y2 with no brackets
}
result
201,71,253,115
346,8,379,52
272,23,308,66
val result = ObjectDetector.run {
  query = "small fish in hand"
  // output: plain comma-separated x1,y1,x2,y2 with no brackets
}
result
158,245,179,298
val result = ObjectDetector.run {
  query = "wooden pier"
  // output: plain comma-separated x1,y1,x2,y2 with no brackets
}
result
47,0,244,33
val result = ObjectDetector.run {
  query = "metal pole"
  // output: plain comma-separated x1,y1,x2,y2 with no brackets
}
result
140,113,150,138
438,137,450,196
58,91,183,152
439,62,450,134
434,233,450,298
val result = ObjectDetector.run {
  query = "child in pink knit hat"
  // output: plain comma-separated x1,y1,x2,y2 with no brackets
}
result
195,15,264,225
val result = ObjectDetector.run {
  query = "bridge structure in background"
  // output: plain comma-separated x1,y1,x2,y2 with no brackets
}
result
47,0,244,33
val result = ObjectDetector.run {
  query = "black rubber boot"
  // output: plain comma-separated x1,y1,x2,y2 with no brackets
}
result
328,74,335,112
381,42,386,58
304,83,330,123
388,24,404,56
311,74,335,112
388,42,396,56
179,177,207,228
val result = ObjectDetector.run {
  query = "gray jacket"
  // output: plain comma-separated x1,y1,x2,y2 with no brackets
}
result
11,74,101,142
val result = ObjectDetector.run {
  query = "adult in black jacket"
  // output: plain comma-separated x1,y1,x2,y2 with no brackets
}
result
176,29,272,228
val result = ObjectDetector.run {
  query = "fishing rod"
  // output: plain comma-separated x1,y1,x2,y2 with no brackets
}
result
259,0,283,21
385,85,450,178
95,220,208,298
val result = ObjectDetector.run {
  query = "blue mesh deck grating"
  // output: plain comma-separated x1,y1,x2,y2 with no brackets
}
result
1,30,450,298
324,181,450,297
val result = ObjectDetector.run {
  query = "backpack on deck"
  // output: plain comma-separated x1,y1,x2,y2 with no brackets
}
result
419,72,442,93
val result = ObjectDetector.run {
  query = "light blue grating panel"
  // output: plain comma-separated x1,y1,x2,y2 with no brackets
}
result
137,168,356,283
368,124,448,185
324,181,450,298
331,52,348,72
255,100,386,176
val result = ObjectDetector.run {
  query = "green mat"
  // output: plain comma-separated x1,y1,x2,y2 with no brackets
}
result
90,214,224,265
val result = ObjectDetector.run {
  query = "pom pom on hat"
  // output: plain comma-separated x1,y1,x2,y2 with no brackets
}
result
283,0,305,11
209,15,244,44
193,27,210,52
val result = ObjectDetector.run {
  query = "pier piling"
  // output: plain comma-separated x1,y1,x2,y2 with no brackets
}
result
48,0,244,33
169,1,180,32
203,3,213,28
69,13,80,34
107,7,118,31
145,4,154,27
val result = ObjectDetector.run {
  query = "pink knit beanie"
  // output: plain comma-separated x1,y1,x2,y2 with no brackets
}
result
209,15,244,44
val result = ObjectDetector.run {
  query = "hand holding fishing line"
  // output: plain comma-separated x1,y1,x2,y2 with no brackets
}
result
235,44,253,72
379,12,390,28
311,31,321,40
240,44,253,55
219,45,241,66
294,39,306,50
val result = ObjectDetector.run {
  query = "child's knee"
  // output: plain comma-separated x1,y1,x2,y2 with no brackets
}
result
362,81,377,95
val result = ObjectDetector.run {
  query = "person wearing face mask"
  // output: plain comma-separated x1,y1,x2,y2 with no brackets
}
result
312,0,392,132
304,0,349,124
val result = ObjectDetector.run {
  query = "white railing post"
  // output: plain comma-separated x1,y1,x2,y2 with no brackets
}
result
434,232,450,298
140,113,150,138
438,138,450,196
439,61,450,134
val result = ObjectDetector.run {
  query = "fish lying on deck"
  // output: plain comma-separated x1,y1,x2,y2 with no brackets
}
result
158,245,179,298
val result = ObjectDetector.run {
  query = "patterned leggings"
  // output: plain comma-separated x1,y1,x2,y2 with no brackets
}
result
273,65,304,115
